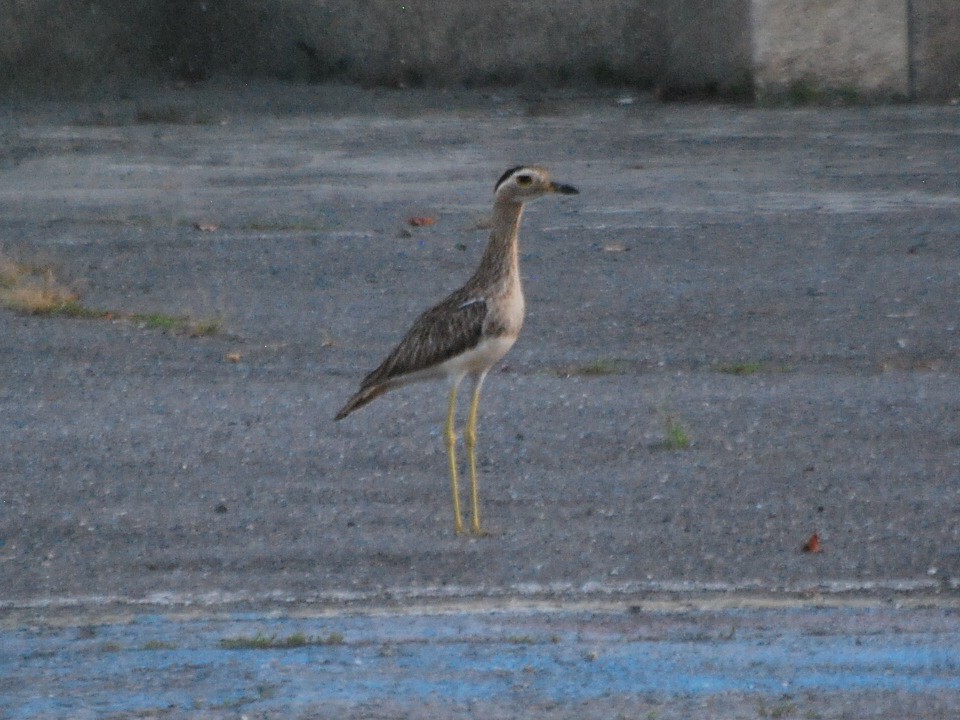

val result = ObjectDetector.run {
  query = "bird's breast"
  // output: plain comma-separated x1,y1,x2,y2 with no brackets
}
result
457,335,517,377
485,275,525,338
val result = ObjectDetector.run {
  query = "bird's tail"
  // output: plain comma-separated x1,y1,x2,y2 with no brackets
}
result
334,383,389,420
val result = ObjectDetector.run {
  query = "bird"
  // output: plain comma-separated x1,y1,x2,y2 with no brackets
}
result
335,166,578,535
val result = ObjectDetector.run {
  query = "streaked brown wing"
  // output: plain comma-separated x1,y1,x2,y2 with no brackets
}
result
359,295,487,388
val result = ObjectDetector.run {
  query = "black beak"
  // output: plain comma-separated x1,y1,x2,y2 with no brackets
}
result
550,182,579,195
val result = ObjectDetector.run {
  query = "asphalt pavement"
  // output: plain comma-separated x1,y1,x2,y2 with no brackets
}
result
1,81,958,717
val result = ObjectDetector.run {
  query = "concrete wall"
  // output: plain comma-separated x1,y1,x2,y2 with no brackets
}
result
0,1,161,95
662,0,753,98
0,0,675,93
256,0,668,88
0,0,956,100
752,0,910,100
910,0,960,100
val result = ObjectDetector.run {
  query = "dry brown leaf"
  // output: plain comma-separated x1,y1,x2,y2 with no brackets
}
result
407,216,437,227
802,532,822,553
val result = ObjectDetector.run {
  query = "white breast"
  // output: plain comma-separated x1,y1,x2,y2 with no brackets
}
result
438,335,517,379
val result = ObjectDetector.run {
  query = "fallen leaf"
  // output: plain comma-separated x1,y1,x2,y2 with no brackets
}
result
407,216,437,227
802,532,822,553
194,222,219,232
225,352,242,363
603,243,627,253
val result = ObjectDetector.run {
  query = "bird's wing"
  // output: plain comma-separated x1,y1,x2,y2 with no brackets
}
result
360,294,488,387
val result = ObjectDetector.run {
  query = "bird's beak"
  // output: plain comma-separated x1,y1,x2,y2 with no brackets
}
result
550,182,579,195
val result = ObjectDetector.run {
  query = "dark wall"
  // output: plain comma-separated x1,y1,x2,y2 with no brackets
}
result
910,0,960,100
0,1,733,96
0,1,954,100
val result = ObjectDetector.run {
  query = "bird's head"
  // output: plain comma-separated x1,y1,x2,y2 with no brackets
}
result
493,166,578,203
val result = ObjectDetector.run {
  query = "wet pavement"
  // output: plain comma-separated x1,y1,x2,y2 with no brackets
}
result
4,596,960,719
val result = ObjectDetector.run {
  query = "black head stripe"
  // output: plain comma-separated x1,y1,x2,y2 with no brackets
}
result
495,166,526,192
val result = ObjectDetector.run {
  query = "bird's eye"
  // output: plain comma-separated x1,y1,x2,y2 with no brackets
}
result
516,175,532,186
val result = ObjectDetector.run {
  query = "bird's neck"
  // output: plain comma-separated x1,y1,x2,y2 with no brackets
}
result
473,200,524,287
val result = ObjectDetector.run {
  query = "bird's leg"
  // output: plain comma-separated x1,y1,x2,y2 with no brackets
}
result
446,382,465,534
465,374,487,535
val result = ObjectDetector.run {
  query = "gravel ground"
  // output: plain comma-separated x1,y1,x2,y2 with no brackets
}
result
1,81,958,717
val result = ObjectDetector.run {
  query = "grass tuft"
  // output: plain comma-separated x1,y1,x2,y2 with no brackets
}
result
0,260,80,314
0,257,25,289
129,312,186,331
1,255,222,336
141,640,177,651
188,318,223,337
241,219,327,233
219,631,345,650
135,106,216,125
653,415,691,451
716,362,764,376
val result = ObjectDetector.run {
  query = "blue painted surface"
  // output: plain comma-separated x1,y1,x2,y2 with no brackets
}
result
2,607,959,717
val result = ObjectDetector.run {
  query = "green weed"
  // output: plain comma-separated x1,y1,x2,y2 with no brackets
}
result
141,640,177,651
716,362,764,376
654,415,691,451
1,255,222,336
219,631,345,650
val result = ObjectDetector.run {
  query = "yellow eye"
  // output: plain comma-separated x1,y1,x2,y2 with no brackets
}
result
516,175,533,186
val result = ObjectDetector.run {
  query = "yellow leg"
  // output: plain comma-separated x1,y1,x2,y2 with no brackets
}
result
465,377,485,535
445,382,465,534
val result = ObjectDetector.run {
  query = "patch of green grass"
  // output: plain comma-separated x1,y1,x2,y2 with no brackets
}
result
653,415,691,451
129,312,186,331
503,635,537,644
716,362,764,376
219,631,345,650
665,417,691,450
188,318,223,337
135,106,217,125
141,640,177,651
219,632,281,650
128,312,221,336
1,255,222,336
33,298,110,320
241,219,326,233
758,700,798,719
